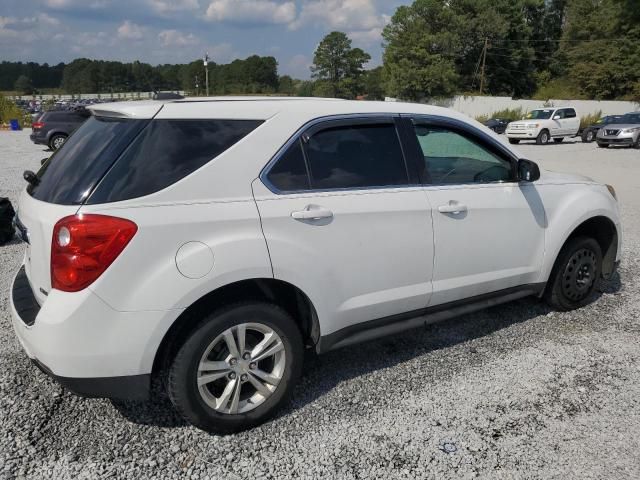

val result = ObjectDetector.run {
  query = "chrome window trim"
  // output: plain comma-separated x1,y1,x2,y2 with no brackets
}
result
259,113,415,195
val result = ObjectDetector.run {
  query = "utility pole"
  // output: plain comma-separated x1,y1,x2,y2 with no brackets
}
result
195,75,199,96
479,38,488,96
203,52,209,97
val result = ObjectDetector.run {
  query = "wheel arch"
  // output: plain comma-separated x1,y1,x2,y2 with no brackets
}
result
548,215,618,283
151,278,320,374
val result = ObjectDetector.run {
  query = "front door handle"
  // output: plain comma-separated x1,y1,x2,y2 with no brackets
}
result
291,205,334,220
438,201,467,215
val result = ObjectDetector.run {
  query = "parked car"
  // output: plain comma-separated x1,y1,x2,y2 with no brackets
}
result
11,98,621,434
596,112,640,149
581,115,624,143
483,118,509,134
506,107,580,145
30,108,91,150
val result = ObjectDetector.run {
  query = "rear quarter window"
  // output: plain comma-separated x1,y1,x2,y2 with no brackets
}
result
88,119,263,203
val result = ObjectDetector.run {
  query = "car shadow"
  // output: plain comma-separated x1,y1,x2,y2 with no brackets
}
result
112,272,621,430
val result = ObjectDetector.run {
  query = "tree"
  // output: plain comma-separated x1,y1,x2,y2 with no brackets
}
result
362,67,386,100
311,31,371,98
382,0,460,100
14,75,33,94
559,0,640,99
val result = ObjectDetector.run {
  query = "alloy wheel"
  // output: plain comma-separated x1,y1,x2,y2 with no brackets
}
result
196,323,286,414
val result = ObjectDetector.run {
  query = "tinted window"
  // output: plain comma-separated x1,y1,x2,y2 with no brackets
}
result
305,123,407,190
29,116,147,205
267,140,310,191
414,126,512,184
564,109,577,118
89,119,262,203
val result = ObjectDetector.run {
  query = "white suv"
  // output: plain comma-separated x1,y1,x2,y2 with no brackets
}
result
11,98,621,433
506,107,580,145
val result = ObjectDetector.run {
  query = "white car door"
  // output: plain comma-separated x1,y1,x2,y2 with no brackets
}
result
404,117,546,306
550,109,564,136
253,117,435,337
563,108,579,136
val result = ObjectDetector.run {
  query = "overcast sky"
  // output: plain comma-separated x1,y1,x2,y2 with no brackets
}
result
0,0,411,78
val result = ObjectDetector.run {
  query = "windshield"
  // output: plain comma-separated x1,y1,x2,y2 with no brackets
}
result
620,113,640,124
526,109,554,120
29,116,147,205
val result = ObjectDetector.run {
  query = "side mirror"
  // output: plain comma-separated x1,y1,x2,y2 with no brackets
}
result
553,115,561,120
518,159,540,182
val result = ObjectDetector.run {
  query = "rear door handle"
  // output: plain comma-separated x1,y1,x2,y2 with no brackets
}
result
291,206,334,220
438,201,467,215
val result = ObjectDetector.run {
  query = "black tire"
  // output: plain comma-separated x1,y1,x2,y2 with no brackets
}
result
49,133,67,150
553,137,564,143
597,142,609,148
536,130,550,145
544,236,602,311
581,129,595,143
168,302,303,434
508,138,520,144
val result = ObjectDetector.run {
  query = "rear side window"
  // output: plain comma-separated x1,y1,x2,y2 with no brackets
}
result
304,124,408,190
29,116,147,205
564,109,577,118
89,119,263,203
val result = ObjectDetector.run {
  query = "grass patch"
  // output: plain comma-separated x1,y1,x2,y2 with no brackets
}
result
475,107,525,124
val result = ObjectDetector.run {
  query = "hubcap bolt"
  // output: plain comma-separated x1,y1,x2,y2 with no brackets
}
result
249,362,256,370
241,374,248,382
229,358,237,366
242,352,251,360
229,372,236,380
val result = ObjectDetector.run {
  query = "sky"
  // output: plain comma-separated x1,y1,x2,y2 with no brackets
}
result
0,0,411,78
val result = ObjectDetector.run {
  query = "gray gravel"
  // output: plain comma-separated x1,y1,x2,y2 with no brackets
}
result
1,131,640,479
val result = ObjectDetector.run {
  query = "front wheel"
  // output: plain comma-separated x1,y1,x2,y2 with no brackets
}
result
508,138,520,144
544,236,602,311
536,130,550,145
167,302,303,434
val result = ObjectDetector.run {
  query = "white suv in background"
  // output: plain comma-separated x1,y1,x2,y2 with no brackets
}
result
506,107,580,145
11,98,621,433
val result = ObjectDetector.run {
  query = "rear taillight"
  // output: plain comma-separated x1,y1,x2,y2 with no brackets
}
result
51,214,137,292
32,122,44,129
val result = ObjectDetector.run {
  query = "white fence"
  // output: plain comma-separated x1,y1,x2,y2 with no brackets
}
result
387,95,640,118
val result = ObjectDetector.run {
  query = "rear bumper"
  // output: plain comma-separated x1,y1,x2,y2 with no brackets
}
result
29,130,47,145
10,265,172,400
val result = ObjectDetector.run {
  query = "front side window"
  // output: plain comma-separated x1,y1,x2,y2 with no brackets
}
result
304,123,408,190
413,125,513,184
89,119,263,203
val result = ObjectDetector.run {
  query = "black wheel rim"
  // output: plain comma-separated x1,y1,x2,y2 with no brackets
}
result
561,248,598,301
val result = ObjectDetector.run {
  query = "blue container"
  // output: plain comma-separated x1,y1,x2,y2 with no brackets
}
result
9,119,21,131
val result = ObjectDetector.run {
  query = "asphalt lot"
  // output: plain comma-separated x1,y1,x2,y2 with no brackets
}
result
1,131,639,480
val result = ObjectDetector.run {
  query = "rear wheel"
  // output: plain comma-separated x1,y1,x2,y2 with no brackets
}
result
49,133,67,150
544,236,602,311
633,136,640,149
536,130,550,145
553,137,564,143
167,302,303,434
508,138,520,144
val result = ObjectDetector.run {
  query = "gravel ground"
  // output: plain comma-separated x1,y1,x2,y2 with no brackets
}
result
1,131,639,480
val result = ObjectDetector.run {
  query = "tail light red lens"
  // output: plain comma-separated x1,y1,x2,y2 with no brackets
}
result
32,122,44,129
51,214,137,292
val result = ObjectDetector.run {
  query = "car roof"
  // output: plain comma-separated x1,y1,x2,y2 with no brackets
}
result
86,96,474,124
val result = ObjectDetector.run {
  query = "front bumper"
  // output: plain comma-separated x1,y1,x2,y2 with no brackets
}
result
597,134,636,145
506,130,538,139
9,265,170,400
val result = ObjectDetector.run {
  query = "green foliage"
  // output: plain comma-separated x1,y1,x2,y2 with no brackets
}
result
14,75,34,95
311,31,371,98
579,111,602,130
0,93,26,127
558,0,640,99
532,77,582,100
475,107,525,124
362,67,386,100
